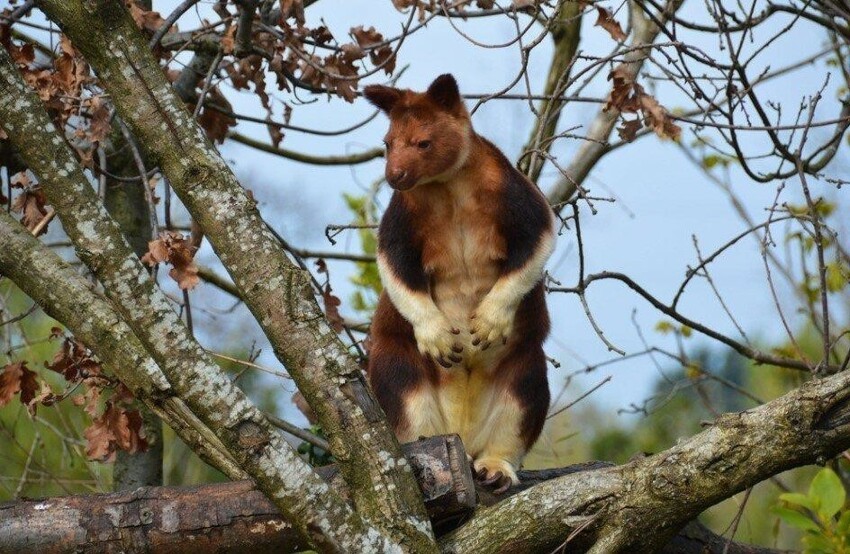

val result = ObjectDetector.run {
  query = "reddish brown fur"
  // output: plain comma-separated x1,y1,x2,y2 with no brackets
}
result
364,74,552,487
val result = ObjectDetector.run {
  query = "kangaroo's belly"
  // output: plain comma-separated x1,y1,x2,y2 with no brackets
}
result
431,262,506,368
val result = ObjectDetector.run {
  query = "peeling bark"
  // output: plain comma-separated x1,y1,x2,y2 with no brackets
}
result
33,1,435,550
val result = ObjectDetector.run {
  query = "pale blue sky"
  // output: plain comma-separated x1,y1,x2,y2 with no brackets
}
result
10,0,849,428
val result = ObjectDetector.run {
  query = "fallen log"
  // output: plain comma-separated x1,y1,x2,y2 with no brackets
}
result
0,436,789,553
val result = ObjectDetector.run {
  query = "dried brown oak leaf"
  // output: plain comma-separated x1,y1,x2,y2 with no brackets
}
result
617,119,642,142
605,65,637,112
352,26,396,75
595,7,627,42
0,361,39,408
87,95,112,145
221,24,237,55
84,401,148,461
46,334,102,382
198,87,236,143
604,67,681,141
10,172,50,236
279,0,306,24
636,85,682,140
142,231,201,290
315,259,345,332
125,1,168,34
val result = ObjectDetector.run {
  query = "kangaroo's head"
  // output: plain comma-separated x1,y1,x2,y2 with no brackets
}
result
364,74,472,191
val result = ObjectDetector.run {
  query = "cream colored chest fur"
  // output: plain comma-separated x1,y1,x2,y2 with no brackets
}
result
419,184,505,364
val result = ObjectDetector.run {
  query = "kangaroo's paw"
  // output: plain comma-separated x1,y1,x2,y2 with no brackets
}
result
469,299,515,350
413,316,463,368
472,457,519,495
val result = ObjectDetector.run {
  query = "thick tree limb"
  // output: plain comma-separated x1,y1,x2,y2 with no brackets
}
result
439,366,850,553
0,443,786,554
0,44,375,554
35,1,434,550
0,436,471,554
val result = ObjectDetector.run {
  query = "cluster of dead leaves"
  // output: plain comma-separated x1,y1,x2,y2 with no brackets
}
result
46,329,147,461
3,31,113,169
268,20,395,103
5,35,90,127
9,171,51,236
0,328,147,461
141,230,201,290
84,399,148,461
605,65,682,142
46,328,104,382
125,0,167,35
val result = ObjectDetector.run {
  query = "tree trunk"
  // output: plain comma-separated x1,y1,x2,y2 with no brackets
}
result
102,121,163,492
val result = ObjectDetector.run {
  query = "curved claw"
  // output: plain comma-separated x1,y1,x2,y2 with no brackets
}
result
492,474,512,495
480,471,503,486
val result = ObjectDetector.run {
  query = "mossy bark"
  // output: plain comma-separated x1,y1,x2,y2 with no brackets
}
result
26,2,436,550
440,367,850,552
0,41,388,552
101,121,164,492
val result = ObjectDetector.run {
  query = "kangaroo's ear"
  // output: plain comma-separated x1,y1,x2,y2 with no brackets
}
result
363,85,402,113
426,74,462,111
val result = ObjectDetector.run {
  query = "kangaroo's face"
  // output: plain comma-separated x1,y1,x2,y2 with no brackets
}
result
364,74,472,191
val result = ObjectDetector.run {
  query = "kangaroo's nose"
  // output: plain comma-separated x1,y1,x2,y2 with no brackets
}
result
388,168,407,185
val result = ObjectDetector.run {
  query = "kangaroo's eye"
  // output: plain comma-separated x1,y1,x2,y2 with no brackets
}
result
383,140,390,150
418,140,432,149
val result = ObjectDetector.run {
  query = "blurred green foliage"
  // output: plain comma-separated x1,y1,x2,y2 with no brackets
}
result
343,193,382,315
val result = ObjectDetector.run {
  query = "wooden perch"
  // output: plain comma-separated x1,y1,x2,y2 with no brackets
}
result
0,436,786,554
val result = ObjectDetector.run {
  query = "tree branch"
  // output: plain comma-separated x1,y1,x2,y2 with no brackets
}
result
0,39,382,553
0,210,245,483
227,132,384,165
35,1,434,550
546,0,683,207
0,439,789,554
518,0,582,183
440,364,850,552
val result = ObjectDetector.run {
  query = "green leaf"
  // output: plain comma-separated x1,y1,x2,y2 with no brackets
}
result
803,532,838,554
655,321,675,334
810,468,846,519
773,506,821,532
826,263,849,293
679,325,692,338
781,492,818,511
837,510,850,535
